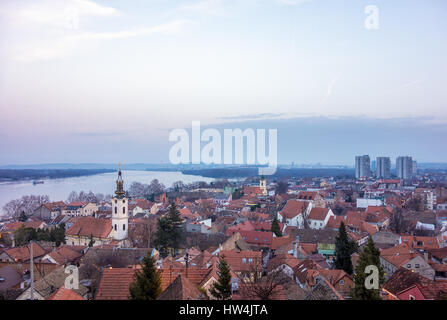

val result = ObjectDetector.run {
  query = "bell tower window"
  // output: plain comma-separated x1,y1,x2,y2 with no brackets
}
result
123,207,126,214
115,207,117,214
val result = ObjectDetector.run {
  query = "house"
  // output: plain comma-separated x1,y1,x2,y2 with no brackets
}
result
157,274,206,300
65,217,112,247
307,208,334,230
95,267,210,300
40,246,84,266
47,285,86,300
277,200,312,228
382,267,447,300
0,243,47,263
380,243,435,280
219,250,262,280
296,191,325,208
237,230,273,248
33,202,65,220
266,253,301,279
400,235,440,251
62,202,98,217
17,266,90,300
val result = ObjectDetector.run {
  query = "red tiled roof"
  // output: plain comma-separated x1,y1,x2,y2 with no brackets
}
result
47,286,85,300
4,243,47,262
95,267,211,300
308,208,330,221
220,250,262,272
66,217,112,238
44,246,83,265
280,200,308,219
238,230,273,247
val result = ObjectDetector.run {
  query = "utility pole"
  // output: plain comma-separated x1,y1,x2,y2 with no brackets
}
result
30,240,34,300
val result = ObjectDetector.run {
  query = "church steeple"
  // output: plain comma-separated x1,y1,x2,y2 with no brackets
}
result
115,162,125,199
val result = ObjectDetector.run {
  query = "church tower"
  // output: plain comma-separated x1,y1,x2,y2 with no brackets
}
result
259,175,267,195
112,163,128,240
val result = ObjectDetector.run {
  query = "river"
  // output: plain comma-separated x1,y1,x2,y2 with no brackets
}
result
0,170,214,214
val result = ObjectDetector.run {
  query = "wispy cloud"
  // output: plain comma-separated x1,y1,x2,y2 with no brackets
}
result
275,0,312,6
12,19,192,62
321,72,342,105
178,0,227,16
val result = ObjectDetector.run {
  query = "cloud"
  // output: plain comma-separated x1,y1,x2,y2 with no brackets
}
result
13,19,192,62
12,0,118,30
178,0,226,16
321,72,342,104
217,113,286,121
275,0,312,5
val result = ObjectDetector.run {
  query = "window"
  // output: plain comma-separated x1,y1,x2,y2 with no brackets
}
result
114,207,117,214
114,224,117,231
123,224,126,231
340,280,344,286
254,237,258,241
248,258,253,263
123,207,126,214
415,264,420,268
123,199,125,203
407,264,411,268
242,258,246,264
409,295,416,300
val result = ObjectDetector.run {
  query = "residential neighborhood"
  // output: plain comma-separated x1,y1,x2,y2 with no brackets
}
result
1,162,447,301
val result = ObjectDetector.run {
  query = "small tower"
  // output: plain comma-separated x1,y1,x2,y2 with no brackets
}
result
259,175,267,195
112,163,128,240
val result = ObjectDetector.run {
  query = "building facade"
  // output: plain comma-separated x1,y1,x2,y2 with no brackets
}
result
376,157,391,179
355,155,371,179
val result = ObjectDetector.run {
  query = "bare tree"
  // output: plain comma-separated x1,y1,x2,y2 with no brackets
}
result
128,217,158,248
389,207,408,234
236,258,287,300
3,195,50,218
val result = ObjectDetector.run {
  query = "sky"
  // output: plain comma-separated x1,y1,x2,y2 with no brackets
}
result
0,0,446,166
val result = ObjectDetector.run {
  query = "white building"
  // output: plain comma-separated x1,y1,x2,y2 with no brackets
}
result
111,165,129,241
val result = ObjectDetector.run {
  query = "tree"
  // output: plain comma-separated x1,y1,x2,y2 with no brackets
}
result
129,254,162,300
389,207,408,234
271,217,282,237
14,226,37,246
88,234,95,247
350,236,385,300
237,258,287,300
154,203,184,257
18,211,28,222
231,189,244,200
405,195,424,212
275,181,288,195
209,256,232,300
3,195,50,218
334,221,357,275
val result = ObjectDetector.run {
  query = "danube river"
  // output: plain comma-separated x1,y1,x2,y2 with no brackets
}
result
0,170,214,214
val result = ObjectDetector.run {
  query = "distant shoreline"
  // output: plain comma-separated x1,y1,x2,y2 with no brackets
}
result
0,169,115,183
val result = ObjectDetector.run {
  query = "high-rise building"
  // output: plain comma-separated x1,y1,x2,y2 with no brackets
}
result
355,155,371,179
376,157,391,179
396,156,413,180
412,160,417,176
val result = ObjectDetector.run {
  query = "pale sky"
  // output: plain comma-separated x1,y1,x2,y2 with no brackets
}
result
0,0,446,165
